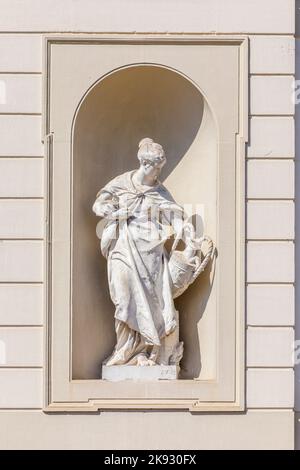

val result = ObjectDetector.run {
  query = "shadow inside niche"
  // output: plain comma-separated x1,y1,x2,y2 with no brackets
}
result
72,65,210,379
176,247,217,380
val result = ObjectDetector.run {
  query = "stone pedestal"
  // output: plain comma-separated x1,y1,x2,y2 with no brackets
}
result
102,365,179,381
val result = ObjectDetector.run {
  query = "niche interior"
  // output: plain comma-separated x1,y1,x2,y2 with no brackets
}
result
72,65,217,381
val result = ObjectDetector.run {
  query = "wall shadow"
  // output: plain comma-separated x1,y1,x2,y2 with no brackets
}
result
72,65,215,379
176,251,217,379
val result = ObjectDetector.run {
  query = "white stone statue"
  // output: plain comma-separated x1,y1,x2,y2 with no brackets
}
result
93,138,213,377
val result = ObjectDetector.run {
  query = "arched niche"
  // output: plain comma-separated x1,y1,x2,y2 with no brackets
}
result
71,64,217,380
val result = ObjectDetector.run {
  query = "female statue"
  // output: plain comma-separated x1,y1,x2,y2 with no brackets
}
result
93,138,212,369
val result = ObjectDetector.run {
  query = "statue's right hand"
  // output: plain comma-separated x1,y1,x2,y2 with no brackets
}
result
110,207,132,220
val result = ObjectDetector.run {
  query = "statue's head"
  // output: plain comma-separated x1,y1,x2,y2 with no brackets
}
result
137,138,166,179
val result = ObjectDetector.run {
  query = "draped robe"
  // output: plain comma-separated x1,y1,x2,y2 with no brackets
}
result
94,170,184,365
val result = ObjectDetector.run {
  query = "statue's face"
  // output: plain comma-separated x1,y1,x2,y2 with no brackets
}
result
140,155,166,180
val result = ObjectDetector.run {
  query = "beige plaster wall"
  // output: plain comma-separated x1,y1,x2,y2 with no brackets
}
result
294,0,300,446
0,0,296,449
0,410,294,450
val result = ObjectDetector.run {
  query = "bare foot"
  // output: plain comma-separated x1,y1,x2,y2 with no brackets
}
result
147,358,157,366
136,355,151,366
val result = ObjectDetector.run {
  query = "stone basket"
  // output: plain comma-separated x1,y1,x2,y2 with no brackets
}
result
169,236,214,299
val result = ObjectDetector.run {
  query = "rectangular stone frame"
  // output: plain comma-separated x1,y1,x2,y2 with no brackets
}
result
43,35,248,412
